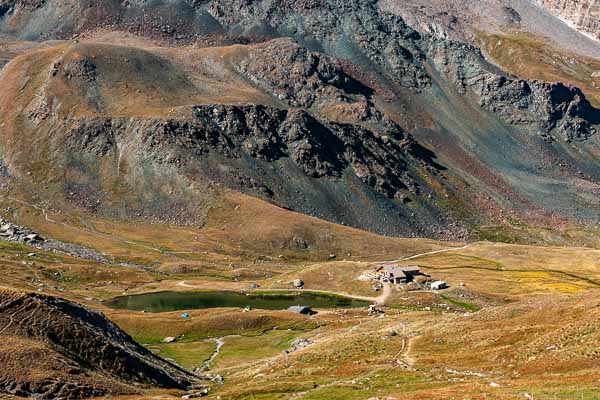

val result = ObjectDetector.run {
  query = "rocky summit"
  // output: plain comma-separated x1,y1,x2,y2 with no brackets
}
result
0,1,598,399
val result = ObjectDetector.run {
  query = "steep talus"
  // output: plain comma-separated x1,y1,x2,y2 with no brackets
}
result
49,102,447,236
210,0,433,90
537,0,600,39
206,0,600,143
205,0,600,220
0,38,462,237
426,39,599,142
0,288,198,399
139,104,419,198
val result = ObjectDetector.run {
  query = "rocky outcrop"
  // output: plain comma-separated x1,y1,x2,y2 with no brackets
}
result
207,0,600,142
210,0,431,90
234,38,377,113
537,0,600,39
427,39,600,142
475,79,599,142
0,0,598,233
0,289,200,399
67,104,421,200
0,218,109,263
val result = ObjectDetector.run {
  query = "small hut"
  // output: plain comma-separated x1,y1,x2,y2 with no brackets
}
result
379,265,422,284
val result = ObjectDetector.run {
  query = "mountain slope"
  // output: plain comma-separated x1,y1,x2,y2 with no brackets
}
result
0,0,596,240
537,0,600,39
0,288,199,399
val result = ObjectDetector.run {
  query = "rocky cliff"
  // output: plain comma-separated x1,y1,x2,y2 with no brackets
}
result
209,0,600,143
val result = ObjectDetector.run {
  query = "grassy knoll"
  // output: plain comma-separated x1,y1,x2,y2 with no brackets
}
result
440,294,480,312
107,308,319,345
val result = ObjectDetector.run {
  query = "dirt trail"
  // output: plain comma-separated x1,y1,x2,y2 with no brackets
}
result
376,244,472,265
2,194,189,261
176,242,473,305
284,320,414,399
7,196,57,224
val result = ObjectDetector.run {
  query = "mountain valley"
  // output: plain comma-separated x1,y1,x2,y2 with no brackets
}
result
0,1,598,399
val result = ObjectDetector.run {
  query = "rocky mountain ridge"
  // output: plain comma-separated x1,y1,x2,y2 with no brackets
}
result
67,104,423,200
0,0,597,236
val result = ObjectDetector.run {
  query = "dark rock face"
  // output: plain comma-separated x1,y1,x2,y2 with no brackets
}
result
0,0,597,146
476,79,599,142
234,38,375,111
210,0,431,89
0,289,198,399
0,0,599,231
209,0,600,143
69,104,421,200
427,39,600,142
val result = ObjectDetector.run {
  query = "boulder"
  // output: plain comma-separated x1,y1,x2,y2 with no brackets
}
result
24,233,42,242
181,388,209,399
289,338,313,352
293,279,304,288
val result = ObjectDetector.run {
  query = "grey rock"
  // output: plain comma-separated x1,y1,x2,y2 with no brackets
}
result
288,338,313,352
293,279,304,288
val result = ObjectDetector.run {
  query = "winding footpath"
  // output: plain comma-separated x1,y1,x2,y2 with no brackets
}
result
177,244,471,305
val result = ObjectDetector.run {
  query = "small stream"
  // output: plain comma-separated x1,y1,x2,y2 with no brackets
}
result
199,337,226,372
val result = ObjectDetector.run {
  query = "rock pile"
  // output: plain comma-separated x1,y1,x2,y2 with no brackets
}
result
0,218,109,264
0,219,44,244
287,338,313,353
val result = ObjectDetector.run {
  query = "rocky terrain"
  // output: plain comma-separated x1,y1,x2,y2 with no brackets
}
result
0,3,597,397
537,0,600,39
0,218,110,263
381,0,600,58
0,0,595,239
0,288,201,399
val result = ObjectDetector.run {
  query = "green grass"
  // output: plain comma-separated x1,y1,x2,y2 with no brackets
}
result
474,226,531,244
213,330,301,371
149,340,216,369
440,294,480,312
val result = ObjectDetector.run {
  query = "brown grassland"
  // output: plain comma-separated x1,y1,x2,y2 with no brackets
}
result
0,188,599,399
